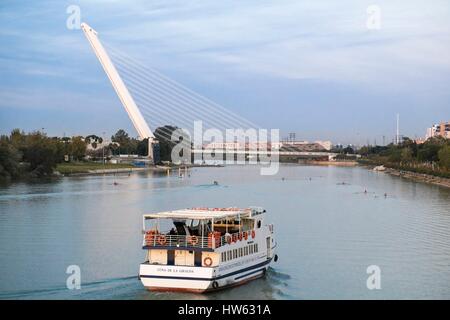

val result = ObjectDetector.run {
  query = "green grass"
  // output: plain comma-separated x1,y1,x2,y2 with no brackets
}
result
56,162,135,174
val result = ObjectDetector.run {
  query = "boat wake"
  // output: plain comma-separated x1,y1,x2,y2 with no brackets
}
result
0,275,138,300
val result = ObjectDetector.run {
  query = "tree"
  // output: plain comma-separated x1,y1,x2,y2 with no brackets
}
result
0,136,21,180
10,128,26,151
388,148,402,163
137,138,148,156
417,137,445,162
111,129,137,155
70,136,87,161
154,125,179,161
438,145,450,169
401,147,413,162
22,132,60,176
85,134,103,150
400,137,418,158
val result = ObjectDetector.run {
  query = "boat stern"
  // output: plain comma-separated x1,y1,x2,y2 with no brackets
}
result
139,263,216,293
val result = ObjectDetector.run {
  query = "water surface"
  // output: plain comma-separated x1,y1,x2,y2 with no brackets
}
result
0,165,449,299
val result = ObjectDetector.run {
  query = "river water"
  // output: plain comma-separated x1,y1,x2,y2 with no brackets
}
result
0,164,449,299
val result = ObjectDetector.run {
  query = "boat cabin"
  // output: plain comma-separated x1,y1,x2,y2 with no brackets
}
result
142,207,265,268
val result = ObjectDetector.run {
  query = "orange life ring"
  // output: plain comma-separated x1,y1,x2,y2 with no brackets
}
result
251,230,256,239
243,231,248,240
157,235,167,245
145,230,157,244
204,257,213,267
238,233,243,241
188,235,199,246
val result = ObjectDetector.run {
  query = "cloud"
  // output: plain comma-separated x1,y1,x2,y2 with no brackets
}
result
1,0,449,142
75,0,450,93
0,87,116,111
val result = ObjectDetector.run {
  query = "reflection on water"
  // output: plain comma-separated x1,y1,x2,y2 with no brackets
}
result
0,165,449,299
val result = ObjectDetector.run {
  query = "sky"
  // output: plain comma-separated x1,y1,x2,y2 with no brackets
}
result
0,0,449,145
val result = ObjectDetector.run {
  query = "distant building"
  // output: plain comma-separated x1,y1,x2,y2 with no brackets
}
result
85,139,114,151
279,140,332,151
414,138,426,145
425,121,450,140
202,140,332,151
315,140,332,151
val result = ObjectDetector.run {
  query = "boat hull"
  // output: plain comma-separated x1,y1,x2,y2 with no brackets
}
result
139,259,271,293
143,273,265,293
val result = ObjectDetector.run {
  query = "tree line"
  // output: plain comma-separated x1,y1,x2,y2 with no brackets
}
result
358,136,450,178
0,129,153,181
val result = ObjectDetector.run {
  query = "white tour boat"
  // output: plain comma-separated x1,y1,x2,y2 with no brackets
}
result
138,207,278,292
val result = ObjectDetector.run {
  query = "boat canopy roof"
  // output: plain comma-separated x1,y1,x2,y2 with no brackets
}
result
143,207,262,220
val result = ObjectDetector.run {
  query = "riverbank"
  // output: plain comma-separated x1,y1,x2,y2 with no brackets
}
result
304,160,358,166
55,162,220,177
56,162,135,175
56,166,168,177
382,167,450,188
358,159,450,188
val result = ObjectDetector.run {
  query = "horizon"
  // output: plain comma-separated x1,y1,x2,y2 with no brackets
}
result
1,1,449,145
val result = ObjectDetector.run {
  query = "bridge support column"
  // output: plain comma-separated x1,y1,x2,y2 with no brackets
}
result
148,138,159,164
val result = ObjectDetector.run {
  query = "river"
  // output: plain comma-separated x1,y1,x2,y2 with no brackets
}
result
0,164,449,299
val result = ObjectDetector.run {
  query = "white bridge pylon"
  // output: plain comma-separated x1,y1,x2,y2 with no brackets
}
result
81,22,156,161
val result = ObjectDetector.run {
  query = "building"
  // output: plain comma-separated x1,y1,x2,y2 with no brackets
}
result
203,140,332,151
425,121,450,140
85,139,114,151
281,140,332,151
315,140,332,151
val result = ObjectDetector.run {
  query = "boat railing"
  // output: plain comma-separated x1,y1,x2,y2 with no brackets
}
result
143,229,256,249
143,233,218,249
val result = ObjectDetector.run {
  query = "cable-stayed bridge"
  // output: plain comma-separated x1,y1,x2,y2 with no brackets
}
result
81,23,336,164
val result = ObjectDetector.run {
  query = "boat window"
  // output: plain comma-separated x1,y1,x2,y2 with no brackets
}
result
227,251,231,260
239,248,243,257
249,245,253,254
257,220,261,228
